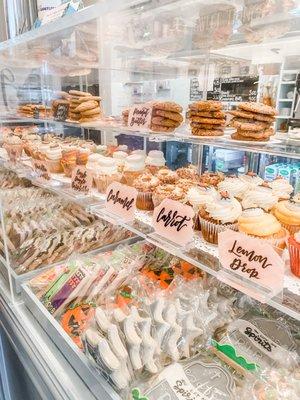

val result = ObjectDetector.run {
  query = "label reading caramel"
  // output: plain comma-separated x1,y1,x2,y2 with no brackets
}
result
128,104,153,130
105,182,137,222
152,199,194,247
32,159,51,181
71,166,92,194
218,231,284,299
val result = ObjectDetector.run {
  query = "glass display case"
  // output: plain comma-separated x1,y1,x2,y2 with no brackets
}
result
0,1,299,399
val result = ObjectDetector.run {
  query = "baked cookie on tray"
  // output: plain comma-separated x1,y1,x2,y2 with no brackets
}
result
189,100,222,111
238,101,277,116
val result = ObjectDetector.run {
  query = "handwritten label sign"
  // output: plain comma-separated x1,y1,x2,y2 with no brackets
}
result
32,160,51,181
33,107,40,119
105,182,137,222
128,104,153,130
218,231,284,298
71,166,92,194
152,199,194,247
55,103,69,121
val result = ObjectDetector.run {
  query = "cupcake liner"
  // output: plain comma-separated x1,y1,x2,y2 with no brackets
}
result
199,217,237,245
136,191,154,211
122,170,143,186
288,236,300,277
281,222,300,236
95,173,121,194
45,159,63,173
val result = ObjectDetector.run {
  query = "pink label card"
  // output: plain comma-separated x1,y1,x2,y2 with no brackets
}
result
32,159,51,181
71,166,92,194
128,104,153,130
105,182,138,222
152,199,195,247
218,231,284,297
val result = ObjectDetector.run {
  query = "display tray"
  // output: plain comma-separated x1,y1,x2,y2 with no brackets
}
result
4,236,139,295
21,282,121,400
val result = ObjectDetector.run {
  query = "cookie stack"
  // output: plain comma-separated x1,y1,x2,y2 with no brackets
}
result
69,90,102,123
150,101,183,133
188,101,226,136
229,102,276,142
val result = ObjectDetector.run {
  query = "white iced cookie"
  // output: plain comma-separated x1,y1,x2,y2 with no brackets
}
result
113,308,127,323
123,314,142,346
164,325,182,362
139,318,158,374
98,339,120,371
151,298,166,324
95,307,111,334
163,303,177,326
129,345,142,370
110,368,129,390
107,324,128,360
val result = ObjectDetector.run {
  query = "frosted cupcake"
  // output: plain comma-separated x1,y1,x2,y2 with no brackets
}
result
288,232,300,277
113,151,128,172
186,186,217,231
156,168,178,184
218,176,249,200
152,184,186,208
239,172,263,188
145,150,166,174
273,195,300,235
269,177,293,200
45,145,63,173
133,173,160,210
199,191,242,244
122,154,145,186
238,208,287,250
94,158,121,193
242,185,278,211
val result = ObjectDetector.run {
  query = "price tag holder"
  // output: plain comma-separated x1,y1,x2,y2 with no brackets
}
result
54,103,69,122
105,182,137,223
218,231,284,302
32,160,51,181
128,104,153,130
152,199,194,247
71,166,92,194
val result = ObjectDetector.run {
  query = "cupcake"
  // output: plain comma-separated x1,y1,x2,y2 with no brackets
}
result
61,148,78,177
199,191,242,244
288,232,300,277
176,165,199,181
95,145,108,156
152,184,186,208
122,155,145,186
94,158,121,193
273,195,300,235
269,177,293,200
113,151,128,172
156,168,178,184
145,150,166,174
45,145,63,173
242,184,278,212
199,171,224,187
238,208,288,250
76,149,90,166
239,171,263,188
133,173,160,210
131,149,146,158
186,186,217,231
218,176,249,200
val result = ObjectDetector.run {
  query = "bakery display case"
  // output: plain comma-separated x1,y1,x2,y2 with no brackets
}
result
0,1,300,399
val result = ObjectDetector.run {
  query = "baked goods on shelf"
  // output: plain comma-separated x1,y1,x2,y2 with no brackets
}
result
229,102,277,141
68,90,102,123
188,100,226,137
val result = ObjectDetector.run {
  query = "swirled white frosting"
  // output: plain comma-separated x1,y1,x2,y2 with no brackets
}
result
187,186,216,208
124,155,145,171
269,177,293,199
145,150,166,167
242,186,278,211
218,177,249,198
205,193,242,223
239,173,263,188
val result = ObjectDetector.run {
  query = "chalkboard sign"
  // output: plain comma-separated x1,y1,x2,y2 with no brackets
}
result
55,103,69,121
208,76,258,102
189,78,203,101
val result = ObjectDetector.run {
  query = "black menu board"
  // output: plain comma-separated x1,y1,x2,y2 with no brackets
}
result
208,75,259,102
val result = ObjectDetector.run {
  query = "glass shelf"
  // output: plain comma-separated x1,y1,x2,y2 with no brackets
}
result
1,116,300,159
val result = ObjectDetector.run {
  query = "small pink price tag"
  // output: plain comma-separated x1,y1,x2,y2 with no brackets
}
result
105,182,138,222
71,166,92,194
218,231,284,297
128,104,153,130
32,159,51,181
152,199,195,247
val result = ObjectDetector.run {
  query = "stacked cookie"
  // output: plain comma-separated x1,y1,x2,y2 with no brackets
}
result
188,101,226,136
229,102,276,142
69,90,102,123
150,101,183,133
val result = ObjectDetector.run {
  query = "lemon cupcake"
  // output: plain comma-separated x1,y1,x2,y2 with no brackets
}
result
238,208,287,250
273,195,300,235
